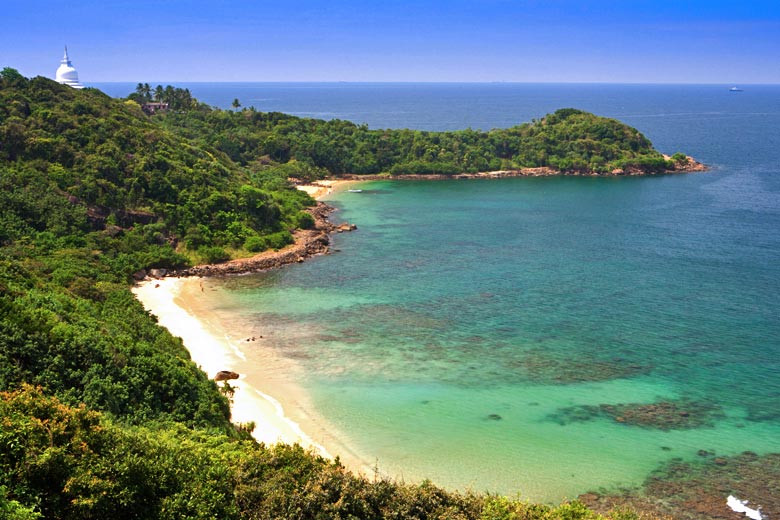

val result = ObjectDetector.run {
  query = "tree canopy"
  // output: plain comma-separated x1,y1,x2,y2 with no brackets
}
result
0,70,654,519
156,99,676,177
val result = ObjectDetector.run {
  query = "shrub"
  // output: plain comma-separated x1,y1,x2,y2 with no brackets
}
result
198,245,230,264
671,152,689,165
264,230,293,250
296,211,315,230
244,235,267,253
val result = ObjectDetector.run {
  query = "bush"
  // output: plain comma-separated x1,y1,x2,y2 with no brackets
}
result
671,152,689,165
0,486,41,520
198,245,230,264
390,160,461,175
244,235,267,253
296,211,315,230
264,230,293,250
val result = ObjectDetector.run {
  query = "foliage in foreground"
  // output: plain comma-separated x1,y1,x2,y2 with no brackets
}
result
0,387,643,520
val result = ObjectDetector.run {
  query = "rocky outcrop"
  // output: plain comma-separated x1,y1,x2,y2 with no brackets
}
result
334,158,707,180
214,370,240,382
172,202,356,278
335,223,357,233
663,154,709,173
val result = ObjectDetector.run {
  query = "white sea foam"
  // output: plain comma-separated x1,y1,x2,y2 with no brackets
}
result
727,495,763,520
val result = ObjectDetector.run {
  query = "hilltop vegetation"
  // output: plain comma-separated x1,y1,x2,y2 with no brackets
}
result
0,69,663,518
0,71,314,268
154,89,684,177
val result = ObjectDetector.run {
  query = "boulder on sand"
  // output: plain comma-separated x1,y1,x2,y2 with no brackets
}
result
214,370,240,382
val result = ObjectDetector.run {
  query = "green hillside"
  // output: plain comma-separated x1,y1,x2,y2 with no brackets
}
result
0,70,654,519
0,71,314,268
154,92,683,176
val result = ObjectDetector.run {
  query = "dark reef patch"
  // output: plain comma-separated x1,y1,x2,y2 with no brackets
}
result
515,351,652,385
548,399,724,430
744,398,780,423
580,451,780,520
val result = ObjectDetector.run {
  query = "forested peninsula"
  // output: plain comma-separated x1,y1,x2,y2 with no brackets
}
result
131,82,703,178
0,70,706,519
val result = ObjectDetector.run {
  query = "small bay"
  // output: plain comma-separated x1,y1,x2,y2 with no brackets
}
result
146,83,780,501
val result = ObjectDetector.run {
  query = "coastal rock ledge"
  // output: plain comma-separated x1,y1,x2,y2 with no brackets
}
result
332,155,707,181
173,202,352,277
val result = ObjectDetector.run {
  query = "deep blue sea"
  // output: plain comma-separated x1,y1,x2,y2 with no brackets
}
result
104,83,780,501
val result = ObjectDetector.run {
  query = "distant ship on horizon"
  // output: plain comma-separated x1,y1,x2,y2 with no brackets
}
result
729,86,744,92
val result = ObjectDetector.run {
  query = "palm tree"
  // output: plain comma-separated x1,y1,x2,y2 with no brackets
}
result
135,83,152,102
164,85,175,104
232,98,241,110
154,85,164,102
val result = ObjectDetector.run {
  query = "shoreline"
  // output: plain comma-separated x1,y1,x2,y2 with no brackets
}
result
128,171,778,516
294,178,363,199
132,276,375,477
315,155,707,182
132,277,321,449
155,179,359,279
132,180,375,477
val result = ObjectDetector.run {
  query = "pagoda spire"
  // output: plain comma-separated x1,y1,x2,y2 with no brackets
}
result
55,46,84,88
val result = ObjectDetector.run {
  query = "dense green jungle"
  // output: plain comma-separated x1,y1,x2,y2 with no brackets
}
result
0,69,690,519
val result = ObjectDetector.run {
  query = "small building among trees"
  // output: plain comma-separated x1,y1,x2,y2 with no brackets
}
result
141,102,169,115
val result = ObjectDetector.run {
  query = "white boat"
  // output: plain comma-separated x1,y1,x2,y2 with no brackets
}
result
347,189,363,193
729,86,743,92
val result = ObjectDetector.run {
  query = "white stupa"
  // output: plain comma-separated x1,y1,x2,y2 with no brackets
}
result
55,46,84,89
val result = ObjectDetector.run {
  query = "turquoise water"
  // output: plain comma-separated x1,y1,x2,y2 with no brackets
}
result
210,176,779,499
172,84,780,501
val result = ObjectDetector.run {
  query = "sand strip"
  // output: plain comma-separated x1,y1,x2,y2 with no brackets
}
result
296,179,364,199
132,179,375,474
132,277,331,454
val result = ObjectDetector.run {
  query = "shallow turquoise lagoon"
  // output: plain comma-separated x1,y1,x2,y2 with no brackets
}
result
171,83,780,501
206,172,779,501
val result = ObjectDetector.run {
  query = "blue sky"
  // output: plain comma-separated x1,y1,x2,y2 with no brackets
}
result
3,0,779,83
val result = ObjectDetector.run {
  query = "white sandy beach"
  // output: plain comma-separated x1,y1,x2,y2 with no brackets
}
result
295,179,362,199
133,277,331,452
131,180,373,475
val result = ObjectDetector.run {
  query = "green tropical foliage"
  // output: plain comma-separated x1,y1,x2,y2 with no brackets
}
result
157,99,676,176
1,387,638,519
0,75,313,268
0,71,652,518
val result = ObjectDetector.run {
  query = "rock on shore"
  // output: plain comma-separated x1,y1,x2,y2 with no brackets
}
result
173,202,355,277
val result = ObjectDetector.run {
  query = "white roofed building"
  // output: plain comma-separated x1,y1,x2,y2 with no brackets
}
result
55,47,84,89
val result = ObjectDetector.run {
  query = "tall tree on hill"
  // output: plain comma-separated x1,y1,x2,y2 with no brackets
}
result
134,82,152,102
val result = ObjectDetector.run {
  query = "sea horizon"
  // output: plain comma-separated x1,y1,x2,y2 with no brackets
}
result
90,81,780,85
89,82,780,142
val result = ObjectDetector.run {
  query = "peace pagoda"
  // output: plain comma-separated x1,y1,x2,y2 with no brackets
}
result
55,47,84,89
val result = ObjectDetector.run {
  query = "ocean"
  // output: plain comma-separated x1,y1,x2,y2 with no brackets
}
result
106,83,780,502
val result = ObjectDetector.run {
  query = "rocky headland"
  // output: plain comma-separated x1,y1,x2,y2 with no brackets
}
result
169,154,706,279
136,202,355,279
318,154,707,182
